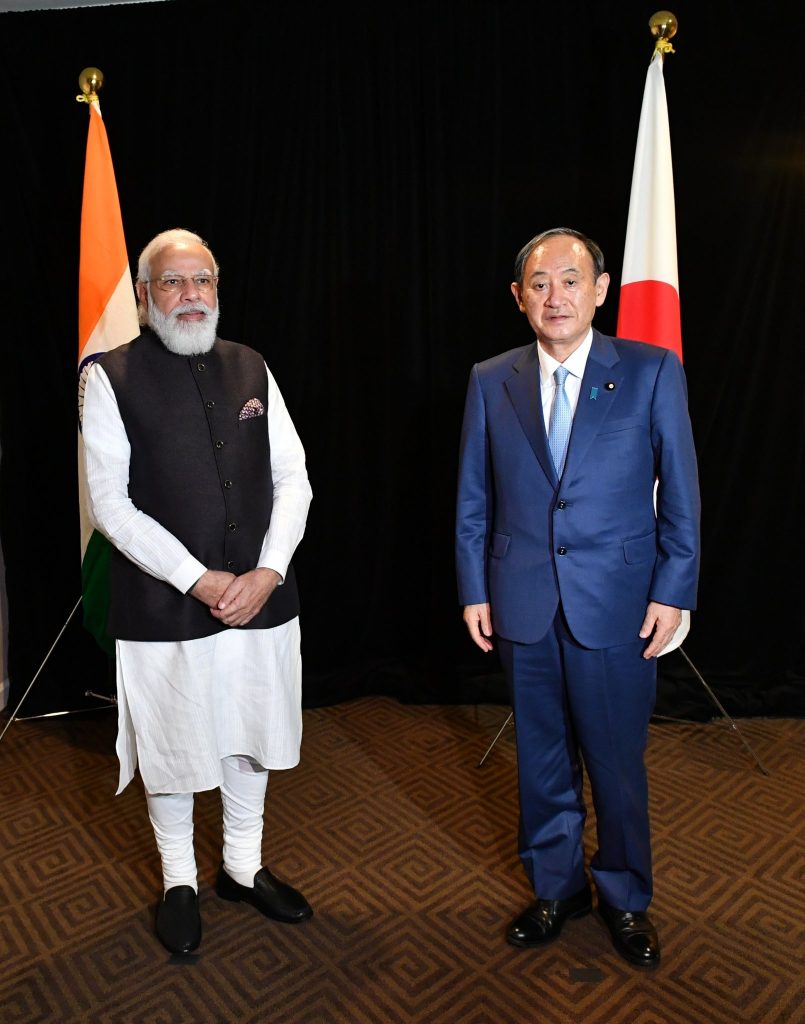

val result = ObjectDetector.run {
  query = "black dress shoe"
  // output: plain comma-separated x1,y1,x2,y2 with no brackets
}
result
215,863,313,923
598,899,660,967
506,885,592,947
155,885,201,955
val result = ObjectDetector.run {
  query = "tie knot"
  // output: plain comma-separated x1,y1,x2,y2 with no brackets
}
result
554,365,570,387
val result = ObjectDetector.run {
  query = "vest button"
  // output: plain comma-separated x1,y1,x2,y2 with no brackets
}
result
206,400,215,409
227,560,235,569
224,479,233,488
228,522,238,531
197,362,206,371
557,546,567,555
215,440,224,449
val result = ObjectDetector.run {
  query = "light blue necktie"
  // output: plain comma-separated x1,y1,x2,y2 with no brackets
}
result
548,365,572,477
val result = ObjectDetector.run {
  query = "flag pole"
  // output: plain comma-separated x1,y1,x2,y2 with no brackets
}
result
0,68,125,739
642,13,769,774
76,66,140,664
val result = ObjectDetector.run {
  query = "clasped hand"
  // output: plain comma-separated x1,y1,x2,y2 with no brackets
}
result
190,568,282,627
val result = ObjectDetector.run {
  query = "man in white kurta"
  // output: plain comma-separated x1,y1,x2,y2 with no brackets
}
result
81,228,313,956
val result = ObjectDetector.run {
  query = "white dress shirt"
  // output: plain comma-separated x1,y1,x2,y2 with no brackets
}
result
536,329,594,431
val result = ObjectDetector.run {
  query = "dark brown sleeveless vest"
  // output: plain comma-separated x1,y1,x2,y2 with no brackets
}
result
99,329,300,641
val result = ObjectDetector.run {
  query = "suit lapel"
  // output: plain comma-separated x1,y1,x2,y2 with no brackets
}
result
563,331,623,479
504,343,556,484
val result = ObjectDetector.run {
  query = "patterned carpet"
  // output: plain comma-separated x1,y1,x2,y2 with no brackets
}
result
1,698,803,1024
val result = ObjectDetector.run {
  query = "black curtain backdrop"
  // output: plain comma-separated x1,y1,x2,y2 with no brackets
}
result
0,0,802,719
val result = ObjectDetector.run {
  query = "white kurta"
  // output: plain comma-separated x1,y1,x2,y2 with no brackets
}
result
81,357,312,795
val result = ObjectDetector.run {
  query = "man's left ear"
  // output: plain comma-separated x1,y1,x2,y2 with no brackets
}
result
595,272,610,307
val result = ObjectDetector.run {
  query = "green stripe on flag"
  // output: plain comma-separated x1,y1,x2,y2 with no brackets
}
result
81,529,115,657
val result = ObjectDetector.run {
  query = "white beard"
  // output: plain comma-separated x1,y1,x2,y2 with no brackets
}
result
147,293,220,355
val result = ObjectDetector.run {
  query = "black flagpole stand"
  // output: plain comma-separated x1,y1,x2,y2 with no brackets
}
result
477,645,770,775
0,596,116,745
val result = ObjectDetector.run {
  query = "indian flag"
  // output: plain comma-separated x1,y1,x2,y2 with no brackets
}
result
77,100,138,655
617,49,689,652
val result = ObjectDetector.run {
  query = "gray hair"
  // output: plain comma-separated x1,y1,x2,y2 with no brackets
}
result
136,228,219,284
513,227,605,288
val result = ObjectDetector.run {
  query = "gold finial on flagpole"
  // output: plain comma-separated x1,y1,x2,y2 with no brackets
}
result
649,11,677,60
76,67,104,105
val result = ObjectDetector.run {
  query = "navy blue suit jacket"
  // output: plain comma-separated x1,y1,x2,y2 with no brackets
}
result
455,330,700,649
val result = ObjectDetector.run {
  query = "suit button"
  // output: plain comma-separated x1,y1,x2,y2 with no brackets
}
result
197,362,206,371
228,522,238,531
557,546,567,555
215,439,224,449
224,479,233,488
557,500,567,510
227,560,235,569
206,400,215,409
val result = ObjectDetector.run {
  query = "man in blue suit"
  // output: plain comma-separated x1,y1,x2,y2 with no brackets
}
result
455,227,700,967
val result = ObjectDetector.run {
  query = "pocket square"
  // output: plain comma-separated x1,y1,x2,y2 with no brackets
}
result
239,398,265,420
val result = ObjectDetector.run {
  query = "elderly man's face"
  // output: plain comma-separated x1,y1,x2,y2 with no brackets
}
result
137,242,218,319
511,235,609,361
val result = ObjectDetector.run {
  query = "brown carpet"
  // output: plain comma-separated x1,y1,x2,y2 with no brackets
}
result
1,698,803,1024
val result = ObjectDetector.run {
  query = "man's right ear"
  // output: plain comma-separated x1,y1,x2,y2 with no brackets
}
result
510,281,525,312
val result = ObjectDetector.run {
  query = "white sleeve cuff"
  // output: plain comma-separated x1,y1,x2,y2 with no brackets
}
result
170,555,208,595
257,548,289,582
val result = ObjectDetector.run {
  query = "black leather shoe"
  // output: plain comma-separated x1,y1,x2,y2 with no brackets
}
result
215,863,313,923
155,885,201,955
506,885,592,947
598,899,660,967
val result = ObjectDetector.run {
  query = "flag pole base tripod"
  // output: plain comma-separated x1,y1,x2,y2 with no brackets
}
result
0,597,115,743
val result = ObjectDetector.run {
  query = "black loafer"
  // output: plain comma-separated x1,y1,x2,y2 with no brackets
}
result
215,863,313,923
155,885,201,955
506,885,592,947
598,899,660,967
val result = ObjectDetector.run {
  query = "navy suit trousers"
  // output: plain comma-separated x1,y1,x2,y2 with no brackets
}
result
498,609,657,911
